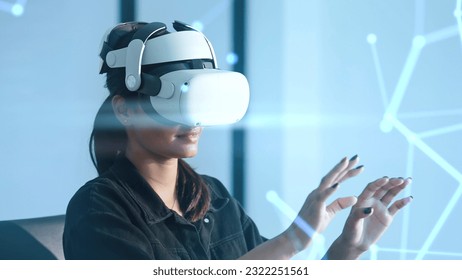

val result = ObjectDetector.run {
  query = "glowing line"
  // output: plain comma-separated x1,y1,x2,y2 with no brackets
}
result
373,1,462,260
383,36,425,127
398,108,462,119
419,123,462,138
390,117,462,182
266,191,326,259
306,236,326,260
416,184,462,260
424,25,458,45
238,113,367,129
400,144,414,259
266,191,297,219
369,244,379,260
243,113,321,128
266,191,315,237
196,0,231,29
367,34,389,109
455,0,462,48
378,246,462,257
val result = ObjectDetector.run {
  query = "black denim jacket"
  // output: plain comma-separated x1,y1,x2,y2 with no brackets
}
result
63,156,266,259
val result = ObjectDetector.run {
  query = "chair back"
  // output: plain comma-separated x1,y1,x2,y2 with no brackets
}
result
0,215,65,260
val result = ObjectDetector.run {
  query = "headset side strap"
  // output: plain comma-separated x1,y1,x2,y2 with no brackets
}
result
125,22,167,91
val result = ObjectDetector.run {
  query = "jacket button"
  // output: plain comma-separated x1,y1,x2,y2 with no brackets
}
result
204,217,210,223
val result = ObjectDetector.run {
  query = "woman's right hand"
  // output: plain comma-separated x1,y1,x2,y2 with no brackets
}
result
325,176,412,259
284,155,364,253
240,155,364,260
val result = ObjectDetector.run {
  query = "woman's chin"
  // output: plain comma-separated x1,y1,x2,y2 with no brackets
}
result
176,146,199,159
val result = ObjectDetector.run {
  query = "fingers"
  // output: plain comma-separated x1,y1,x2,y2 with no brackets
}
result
356,177,390,203
357,176,412,203
356,176,413,216
380,178,412,205
337,165,365,184
389,196,413,216
371,177,401,200
319,155,363,190
316,181,341,203
315,155,364,204
335,155,364,184
327,196,358,215
319,157,349,189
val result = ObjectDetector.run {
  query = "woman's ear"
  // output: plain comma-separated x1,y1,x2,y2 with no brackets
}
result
112,95,131,126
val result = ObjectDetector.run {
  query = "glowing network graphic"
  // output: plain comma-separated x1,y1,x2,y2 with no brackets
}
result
0,0,27,16
266,0,462,260
368,0,462,260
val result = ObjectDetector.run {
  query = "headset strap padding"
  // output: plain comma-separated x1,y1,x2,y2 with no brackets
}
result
132,22,167,43
99,41,113,74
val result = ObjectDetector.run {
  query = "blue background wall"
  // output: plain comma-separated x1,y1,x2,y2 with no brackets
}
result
1,0,461,260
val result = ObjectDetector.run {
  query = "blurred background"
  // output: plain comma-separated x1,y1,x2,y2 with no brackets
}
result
1,0,461,260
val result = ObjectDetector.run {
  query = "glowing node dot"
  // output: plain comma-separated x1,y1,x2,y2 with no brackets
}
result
454,9,462,18
226,52,239,65
380,113,394,133
11,4,24,16
370,244,379,252
367,33,377,44
407,132,418,144
191,21,204,32
413,35,426,49
266,190,278,202
380,120,393,133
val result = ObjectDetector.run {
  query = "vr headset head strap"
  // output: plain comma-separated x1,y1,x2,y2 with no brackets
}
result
100,21,218,96
125,22,167,93
172,20,218,69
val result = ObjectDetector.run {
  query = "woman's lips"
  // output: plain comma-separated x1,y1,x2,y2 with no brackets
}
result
176,127,202,140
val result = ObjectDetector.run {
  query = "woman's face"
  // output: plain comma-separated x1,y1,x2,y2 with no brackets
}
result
125,103,203,161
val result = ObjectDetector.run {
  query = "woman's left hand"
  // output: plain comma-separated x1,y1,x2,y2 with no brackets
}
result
326,176,413,259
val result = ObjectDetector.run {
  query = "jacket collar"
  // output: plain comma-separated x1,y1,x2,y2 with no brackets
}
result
106,155,229,223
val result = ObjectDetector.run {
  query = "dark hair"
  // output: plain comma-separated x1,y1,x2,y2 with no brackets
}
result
89,22,210,222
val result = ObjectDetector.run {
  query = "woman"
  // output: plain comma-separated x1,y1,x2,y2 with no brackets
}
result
63,21,412,260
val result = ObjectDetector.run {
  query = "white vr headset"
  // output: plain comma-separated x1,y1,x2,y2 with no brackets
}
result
99,21,250,127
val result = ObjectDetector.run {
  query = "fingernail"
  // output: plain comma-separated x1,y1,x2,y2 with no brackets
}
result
404,196,413,205
363,207,373,215
331,183,339,189
350,154,358,161
355,165,364,170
